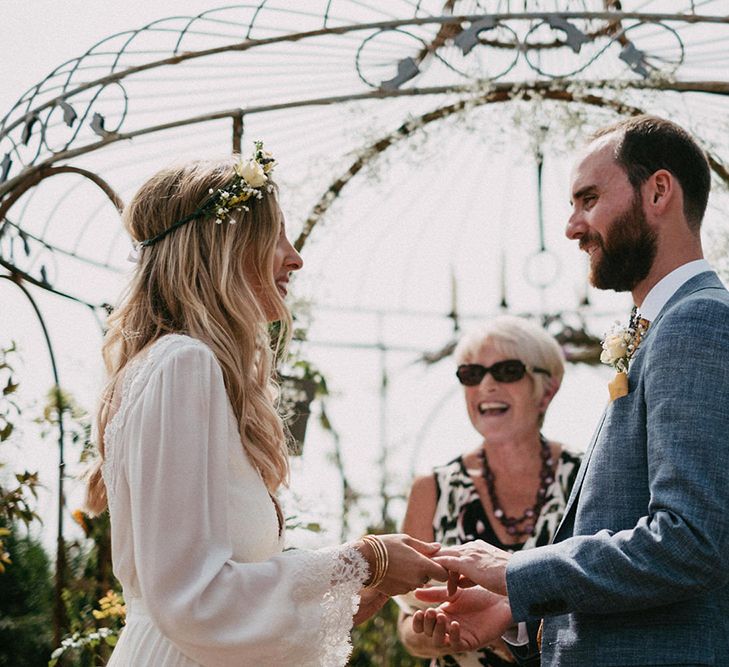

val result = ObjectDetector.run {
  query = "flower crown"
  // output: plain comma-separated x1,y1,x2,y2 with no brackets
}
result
136,141,276,248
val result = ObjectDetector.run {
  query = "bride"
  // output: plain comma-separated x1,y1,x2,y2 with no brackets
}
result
85,144,447,666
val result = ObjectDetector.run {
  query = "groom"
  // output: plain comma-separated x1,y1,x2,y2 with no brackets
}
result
414,115,729,666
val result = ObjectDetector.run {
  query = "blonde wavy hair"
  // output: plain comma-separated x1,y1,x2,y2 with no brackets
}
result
86,157,291,515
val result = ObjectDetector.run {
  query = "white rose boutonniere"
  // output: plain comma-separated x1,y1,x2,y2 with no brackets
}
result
600,318,649,401
600,324,634,374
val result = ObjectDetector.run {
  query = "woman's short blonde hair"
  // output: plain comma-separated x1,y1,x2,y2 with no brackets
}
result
454,315,565,404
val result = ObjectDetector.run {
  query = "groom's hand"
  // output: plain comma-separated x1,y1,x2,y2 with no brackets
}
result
411,586,514,652
433,539,512,595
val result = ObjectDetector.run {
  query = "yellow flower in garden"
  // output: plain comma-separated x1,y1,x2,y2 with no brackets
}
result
93,590,127,619
72,508,87,532
0,528,11,573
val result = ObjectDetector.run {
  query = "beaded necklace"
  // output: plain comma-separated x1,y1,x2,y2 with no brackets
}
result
479,434,554,537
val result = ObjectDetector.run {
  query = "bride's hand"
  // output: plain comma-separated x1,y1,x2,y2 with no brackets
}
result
353,588,388,625
356,534,448,597
411,586,514,653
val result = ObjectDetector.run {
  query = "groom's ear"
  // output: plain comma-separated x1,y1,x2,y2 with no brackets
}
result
642,169,675,220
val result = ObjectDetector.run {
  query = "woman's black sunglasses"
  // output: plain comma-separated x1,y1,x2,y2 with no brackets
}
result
456,360,551,386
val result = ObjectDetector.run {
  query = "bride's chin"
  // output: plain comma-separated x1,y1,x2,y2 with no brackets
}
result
261,297,288,323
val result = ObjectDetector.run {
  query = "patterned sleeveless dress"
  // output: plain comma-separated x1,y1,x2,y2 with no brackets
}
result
430,449,581,667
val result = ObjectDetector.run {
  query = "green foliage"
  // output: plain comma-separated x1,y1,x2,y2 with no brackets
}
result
350,599,428,667
35,386,92,455
0,523,53,667
49,512,121,666
0,345,51,666
0,342,41,573
49,588,122,667
33,382,120,664
284,514,322,534
0,341,19,444
287,358,329,397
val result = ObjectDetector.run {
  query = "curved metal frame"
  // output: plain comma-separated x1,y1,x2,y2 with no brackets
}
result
3,10,729,190
2,8,729,306
294,84,729,251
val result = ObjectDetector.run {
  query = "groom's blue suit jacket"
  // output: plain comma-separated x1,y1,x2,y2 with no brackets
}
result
506,271,729,666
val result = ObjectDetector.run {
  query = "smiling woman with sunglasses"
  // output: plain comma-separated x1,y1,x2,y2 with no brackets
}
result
397,315,581,667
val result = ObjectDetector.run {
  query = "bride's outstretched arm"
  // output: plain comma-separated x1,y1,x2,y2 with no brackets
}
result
121,343,433,666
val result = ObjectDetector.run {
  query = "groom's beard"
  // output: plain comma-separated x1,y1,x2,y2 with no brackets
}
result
583,192,658,292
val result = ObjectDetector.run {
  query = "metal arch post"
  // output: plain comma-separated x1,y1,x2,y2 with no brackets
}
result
0,273,68,646
376,312,390,528
232,111,244,155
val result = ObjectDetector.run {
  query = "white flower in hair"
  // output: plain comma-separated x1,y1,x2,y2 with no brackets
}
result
237,159,267,187
136,141,277,247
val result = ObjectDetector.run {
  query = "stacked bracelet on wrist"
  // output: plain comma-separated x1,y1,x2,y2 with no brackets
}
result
362,534,389,589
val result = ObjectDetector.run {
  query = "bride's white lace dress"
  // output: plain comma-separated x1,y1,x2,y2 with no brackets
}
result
103,335,368,666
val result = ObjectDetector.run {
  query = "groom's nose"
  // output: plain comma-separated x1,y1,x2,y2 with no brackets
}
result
565,209,585,241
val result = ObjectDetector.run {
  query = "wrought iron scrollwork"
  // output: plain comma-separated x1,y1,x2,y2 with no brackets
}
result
0,2,726,307
355,12,686,91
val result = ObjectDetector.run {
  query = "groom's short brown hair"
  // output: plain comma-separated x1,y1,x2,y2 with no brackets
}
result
592,115,711,232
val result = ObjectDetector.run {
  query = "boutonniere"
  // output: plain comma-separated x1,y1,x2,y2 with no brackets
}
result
600,318,648,401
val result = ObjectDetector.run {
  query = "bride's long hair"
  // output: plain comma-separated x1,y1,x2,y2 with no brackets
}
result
86,157,291,515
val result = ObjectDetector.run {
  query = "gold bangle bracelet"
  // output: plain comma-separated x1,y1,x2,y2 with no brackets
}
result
380,538,389,581
375,537,388,585
362,535,386,588
363,535,385,588
361,536,379,587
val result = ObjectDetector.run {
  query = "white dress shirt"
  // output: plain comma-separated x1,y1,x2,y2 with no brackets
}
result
638,259,712,321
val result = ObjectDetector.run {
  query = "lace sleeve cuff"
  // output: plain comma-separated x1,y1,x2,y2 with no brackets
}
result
291,543,369,666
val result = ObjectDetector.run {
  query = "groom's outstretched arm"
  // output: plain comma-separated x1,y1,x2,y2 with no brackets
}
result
507,294,729,621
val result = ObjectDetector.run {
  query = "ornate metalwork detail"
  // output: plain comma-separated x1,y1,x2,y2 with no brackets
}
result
454,17,497,55
381,57,421,91
0,1,727,308
355,12,688,90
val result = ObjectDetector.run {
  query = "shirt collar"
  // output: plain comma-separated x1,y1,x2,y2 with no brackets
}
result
638,259,712,322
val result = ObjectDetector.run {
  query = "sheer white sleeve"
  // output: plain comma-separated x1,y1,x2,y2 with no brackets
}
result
119,342,369,666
